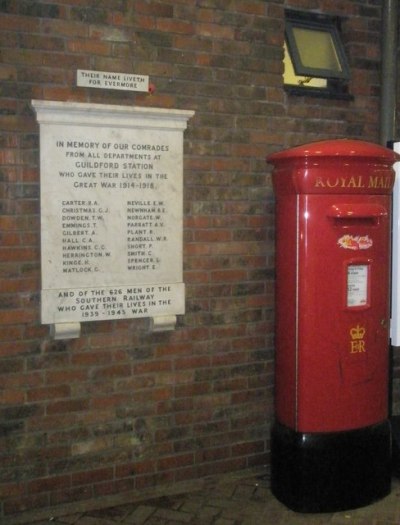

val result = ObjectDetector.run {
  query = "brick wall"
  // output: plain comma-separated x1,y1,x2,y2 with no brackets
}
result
0,0,393,520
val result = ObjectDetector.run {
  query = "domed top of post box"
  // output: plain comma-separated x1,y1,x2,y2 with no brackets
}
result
268,139,399,162
267,139,400,195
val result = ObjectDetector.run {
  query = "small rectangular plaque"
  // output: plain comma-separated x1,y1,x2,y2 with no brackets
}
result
77,69,149,92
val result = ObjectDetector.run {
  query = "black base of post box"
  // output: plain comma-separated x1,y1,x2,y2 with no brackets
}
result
391,415,400,477
271,419,391,513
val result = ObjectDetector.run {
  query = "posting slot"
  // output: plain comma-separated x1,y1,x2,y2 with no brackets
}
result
328,203,387,227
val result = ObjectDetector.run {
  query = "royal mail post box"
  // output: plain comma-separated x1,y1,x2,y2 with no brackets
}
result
267,139,399,513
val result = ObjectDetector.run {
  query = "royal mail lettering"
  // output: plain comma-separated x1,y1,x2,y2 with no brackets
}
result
314,175,391,190
368,176,392,189
315,176,365,189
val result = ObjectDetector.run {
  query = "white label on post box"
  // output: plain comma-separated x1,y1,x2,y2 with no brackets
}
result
347,264,368,307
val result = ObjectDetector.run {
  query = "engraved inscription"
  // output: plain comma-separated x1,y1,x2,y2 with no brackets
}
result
32,101,193,325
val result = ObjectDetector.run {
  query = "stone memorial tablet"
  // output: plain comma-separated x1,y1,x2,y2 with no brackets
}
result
32,100,194,336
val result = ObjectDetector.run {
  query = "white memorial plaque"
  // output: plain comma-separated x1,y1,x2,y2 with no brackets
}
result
32,100,194,327
347,264,369,307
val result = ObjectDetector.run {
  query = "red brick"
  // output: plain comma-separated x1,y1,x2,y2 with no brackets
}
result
89,331,133,348
113,12,155,29
0,14,40,33
134,360,172,374
42,86,87,101
50,485,93,506
196,23,234,40
193,393,231,411
0,341,31,358
0,482,24,499
93,480,120,497
195,446,231,463
151,386,175,402
67,39,111,55
134,471,174,490
174,355,210,370
232,389,267,404
159,390,194,408
41,18,88,38
72,467,114,486
197,457,247,477
155,342,192,357
157,453,194,471
231,440,265,457
184,215,212,229
136,1,174,17
213,377,248,393
27,474,71,494
27,385,71,402
71,351,113,366
194,229,232,242
25,413,78,433
3,493,49,516
210,269,247,282
46,399,89,415
0,277,37,292
0,326,23,341
237,1,266,15
90,393,132,410
115,375,155,390
175,382,211,398
91,364,132,380
116,459,156,478
156,18,194,35
0,246,39,262
156,370,194,385
184,271,210,284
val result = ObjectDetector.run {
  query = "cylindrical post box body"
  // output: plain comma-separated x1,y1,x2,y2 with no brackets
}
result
267,139,399,513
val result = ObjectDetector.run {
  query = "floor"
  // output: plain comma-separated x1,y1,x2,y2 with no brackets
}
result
22,471,400,525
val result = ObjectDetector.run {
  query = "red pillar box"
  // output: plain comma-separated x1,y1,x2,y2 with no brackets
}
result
267,140,399,513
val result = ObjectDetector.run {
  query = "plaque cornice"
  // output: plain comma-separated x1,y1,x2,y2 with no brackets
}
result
32,100,195,131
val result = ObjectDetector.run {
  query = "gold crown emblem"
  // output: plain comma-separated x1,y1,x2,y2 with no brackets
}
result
350,324,366,340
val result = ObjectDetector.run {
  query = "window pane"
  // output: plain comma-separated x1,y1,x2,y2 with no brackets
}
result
283,42,327,87
292,27,342,73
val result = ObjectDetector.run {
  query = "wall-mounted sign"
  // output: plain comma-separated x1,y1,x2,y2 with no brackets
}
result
32,100,194,337
77,69,149,92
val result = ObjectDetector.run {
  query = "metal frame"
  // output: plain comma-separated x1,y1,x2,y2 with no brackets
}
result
285,12,350,81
